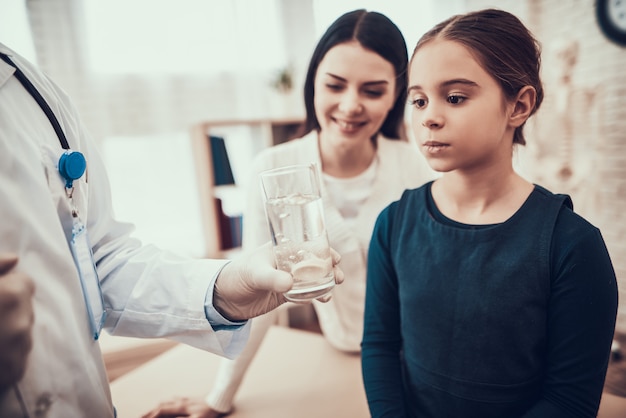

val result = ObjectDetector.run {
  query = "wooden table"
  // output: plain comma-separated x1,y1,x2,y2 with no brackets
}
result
110,326,368,418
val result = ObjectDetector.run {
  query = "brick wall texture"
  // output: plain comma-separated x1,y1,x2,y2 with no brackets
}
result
466,0,626,331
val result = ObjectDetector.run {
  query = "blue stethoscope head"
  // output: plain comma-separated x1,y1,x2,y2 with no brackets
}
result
58,150,86,188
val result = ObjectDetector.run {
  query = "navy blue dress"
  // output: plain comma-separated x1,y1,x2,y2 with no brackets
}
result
362,182,618,417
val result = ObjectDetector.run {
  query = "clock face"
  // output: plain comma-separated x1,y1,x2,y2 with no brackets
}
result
597,0,626,46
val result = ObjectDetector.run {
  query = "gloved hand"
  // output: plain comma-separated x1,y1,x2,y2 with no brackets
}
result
0,253,35,393
213,242,343,322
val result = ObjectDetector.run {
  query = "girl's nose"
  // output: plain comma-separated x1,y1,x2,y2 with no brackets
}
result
421,118,442,129
420,105,444,129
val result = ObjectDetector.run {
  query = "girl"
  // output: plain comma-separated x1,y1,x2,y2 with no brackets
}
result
362,8,618,418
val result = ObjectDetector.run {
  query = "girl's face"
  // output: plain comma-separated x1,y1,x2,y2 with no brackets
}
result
408,39,516,174
314,41,396,149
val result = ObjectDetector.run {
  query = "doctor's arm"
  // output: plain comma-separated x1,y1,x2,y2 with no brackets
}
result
64,109,341,356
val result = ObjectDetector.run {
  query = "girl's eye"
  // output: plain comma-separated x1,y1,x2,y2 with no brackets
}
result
410,98,427,108
447,95,466,104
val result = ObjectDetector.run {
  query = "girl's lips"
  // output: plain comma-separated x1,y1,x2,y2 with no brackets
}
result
423,140,448,147
422,141,450,153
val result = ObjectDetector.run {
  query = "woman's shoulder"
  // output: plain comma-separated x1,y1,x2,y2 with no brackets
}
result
252,131,318,168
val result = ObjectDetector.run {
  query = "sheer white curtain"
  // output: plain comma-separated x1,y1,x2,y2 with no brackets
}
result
22,0,303,142
84,0,296,138
84,0,286,76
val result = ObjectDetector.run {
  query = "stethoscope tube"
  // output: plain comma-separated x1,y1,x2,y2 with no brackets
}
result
0,53,70,150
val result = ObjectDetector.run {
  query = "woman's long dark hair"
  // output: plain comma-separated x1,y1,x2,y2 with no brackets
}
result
300,9,409,140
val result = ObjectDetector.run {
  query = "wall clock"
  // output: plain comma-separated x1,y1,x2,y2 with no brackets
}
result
596,0,626,46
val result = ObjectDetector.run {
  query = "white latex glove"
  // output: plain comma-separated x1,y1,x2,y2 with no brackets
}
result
213,242,343,322
0,253,35,393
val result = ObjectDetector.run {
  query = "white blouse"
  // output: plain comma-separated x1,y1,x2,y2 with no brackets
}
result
322,156,379,229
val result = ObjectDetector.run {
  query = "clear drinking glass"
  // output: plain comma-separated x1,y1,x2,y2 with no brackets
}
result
260,163,335,302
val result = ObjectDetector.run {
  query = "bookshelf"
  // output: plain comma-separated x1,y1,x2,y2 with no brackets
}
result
190,118,303,258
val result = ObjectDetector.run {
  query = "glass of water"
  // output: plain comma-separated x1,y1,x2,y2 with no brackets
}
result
260,163,335,302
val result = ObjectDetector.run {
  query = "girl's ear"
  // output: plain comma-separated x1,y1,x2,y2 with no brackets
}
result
509,86,536,128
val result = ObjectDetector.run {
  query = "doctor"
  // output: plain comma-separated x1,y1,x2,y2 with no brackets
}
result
0,42,343,418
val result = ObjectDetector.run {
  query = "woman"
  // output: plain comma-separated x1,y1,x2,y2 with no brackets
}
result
143,9,432,418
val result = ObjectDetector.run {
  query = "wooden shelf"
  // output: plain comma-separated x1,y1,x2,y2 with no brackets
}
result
190,118,303,258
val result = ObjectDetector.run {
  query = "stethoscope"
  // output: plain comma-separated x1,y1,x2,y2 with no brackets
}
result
0,52,86,188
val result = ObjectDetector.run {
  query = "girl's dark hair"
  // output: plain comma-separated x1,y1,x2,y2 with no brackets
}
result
300,9,408,140
411,8,544,145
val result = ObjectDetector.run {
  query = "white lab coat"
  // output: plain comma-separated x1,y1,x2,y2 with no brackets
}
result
0,43,249,417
